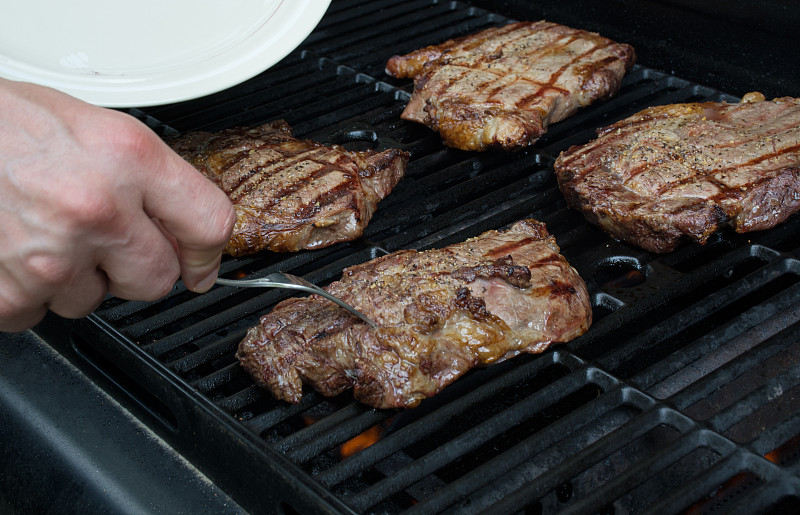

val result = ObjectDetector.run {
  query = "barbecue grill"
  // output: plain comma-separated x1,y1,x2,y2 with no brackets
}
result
3,1,800,513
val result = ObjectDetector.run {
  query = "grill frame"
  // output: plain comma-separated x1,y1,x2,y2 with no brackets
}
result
13,1,800,513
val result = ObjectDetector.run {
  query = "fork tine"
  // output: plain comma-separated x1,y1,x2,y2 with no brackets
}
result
215,274,378,328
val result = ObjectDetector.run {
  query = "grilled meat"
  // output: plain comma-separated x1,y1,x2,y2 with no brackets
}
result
169,120,408,256
236,219,592,409
554,92,800,253
386,21,635,151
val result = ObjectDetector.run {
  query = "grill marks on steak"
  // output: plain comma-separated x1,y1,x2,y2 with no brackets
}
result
236,220,591,409
554,92,800,253
169,120,409,256
386,21,635,151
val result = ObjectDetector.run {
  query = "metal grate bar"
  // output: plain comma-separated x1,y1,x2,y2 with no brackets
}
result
707,360,800,434
750,408,800,459
642,450,789,515
315,352,582,487
278,404,385,454
671,320,800,411
478,414,731,515
559,428,737,515
407,384,636,513
241,393,326,435
597,252,775,369
344,365,616,511
637,280,800,397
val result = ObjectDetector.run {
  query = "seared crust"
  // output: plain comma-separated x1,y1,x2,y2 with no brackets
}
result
170,120,409,256
236,219,592,409
554,93,800,253
387,21,635,151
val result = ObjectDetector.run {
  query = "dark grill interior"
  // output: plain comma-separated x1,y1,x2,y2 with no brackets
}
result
20,1,800,513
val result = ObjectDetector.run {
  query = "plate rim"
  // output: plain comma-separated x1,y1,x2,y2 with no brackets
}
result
0,0,332,107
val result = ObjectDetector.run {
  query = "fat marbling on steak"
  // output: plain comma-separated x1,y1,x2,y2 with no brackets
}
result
236,219,592,409
169,120,409,256
554,92,800,253
386,21,635,151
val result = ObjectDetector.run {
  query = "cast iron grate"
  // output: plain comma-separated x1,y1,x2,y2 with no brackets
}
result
61,1,800,513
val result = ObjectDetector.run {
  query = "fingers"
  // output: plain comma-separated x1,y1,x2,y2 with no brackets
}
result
100,213,182,301
141,150,235,292
45,264,108,319
0,212,181,332
89,113,233,295
0,252,108,332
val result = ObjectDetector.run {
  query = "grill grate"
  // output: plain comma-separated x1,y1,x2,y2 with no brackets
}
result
56,1,800,513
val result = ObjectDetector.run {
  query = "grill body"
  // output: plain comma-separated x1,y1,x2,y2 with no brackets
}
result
3,1,800,514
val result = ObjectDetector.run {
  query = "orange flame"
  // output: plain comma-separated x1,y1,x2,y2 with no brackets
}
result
302,415,318,426
764,432,800,465
764,449,781,464
340,425,384,459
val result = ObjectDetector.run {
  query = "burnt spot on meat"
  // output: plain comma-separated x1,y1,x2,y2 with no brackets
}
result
455,287,486,313
296,181,360,222
403,302,440,329
453,287,493,318
547,280,578,297
452,255,533,288
531,254,571,268
485,237,538,259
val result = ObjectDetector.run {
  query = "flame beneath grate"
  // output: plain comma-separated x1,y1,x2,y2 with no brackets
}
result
765,433,800,466
339,420,392,459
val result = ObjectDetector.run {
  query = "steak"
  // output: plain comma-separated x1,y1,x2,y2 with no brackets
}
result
169,120,409,256
236,219,592,409
386,21,635,151
553,92,800,253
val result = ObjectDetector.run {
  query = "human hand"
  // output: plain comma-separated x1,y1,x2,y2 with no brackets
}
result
0,78,236,332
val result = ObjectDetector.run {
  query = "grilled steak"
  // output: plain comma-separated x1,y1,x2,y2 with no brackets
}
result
169,120,409,256
386,21,635,151
236,219,592,409
554,92,800,253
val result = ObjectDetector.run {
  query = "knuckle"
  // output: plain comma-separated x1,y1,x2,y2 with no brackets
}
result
65,190,118,228
22,253,74,285
41,173,119,232
108,116,158,163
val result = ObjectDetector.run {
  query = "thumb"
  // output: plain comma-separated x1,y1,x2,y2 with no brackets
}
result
144,150,236,292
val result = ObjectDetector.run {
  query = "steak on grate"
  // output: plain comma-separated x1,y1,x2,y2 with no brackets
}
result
169,120,409,256
554,92,800,253
386,20,635,151
236,219,592,409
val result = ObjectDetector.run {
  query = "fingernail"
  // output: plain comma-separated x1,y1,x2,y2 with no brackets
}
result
192,268,218,293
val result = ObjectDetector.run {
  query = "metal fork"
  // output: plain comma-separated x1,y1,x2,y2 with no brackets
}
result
215,272,378,328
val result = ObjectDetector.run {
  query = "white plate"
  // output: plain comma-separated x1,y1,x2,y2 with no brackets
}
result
0,0,331,107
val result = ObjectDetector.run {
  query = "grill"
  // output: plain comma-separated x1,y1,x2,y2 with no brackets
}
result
6,1,800,514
